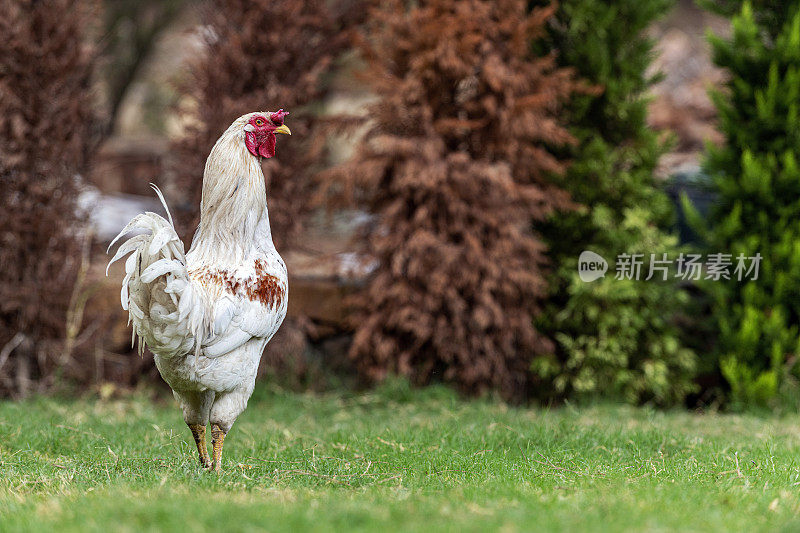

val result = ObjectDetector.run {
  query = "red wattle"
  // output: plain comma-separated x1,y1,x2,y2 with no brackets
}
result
258,133,277,159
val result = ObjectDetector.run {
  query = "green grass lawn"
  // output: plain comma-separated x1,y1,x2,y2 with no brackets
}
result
3,382,800,532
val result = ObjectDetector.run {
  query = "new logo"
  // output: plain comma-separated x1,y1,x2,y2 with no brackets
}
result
578,250,608,282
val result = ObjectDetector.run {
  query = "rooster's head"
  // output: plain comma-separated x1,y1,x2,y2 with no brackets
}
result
243,110,291,159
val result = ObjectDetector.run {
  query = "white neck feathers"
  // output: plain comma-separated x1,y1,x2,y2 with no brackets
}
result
188,116,272,265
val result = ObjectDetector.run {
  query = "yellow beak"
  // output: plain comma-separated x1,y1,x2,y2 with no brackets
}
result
274,124,291,135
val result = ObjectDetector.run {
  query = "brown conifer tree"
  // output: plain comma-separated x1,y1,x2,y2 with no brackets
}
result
0,0,99,396
326,0,581,399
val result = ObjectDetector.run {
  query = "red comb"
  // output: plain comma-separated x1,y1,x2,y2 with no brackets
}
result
270,109,289,125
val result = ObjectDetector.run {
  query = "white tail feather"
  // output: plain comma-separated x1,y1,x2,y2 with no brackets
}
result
150,183,174,227
106,235,146,276
107,187,204,359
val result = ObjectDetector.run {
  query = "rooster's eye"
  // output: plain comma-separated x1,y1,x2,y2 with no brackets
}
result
254,118,265,126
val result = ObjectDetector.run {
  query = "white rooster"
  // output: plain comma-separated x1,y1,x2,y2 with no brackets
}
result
108,111,291,471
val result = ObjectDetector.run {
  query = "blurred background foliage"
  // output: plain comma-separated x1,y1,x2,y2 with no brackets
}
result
0,0,102,397
100,0,187,137
1,0,799,410
319,0,582,402
530,0,697,406
684,1,800,409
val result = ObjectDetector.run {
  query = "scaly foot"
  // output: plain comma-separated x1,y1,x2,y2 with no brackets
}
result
188,423,211,469
211,423,226,473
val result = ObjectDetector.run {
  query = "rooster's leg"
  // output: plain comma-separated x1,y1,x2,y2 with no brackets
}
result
211,423,226,472
188,424,211,469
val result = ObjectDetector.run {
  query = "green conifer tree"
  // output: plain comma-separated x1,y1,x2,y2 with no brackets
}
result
532,0,697,405
690,2,800,407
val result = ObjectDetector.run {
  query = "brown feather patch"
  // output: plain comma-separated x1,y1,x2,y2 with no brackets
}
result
190,259,284,308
